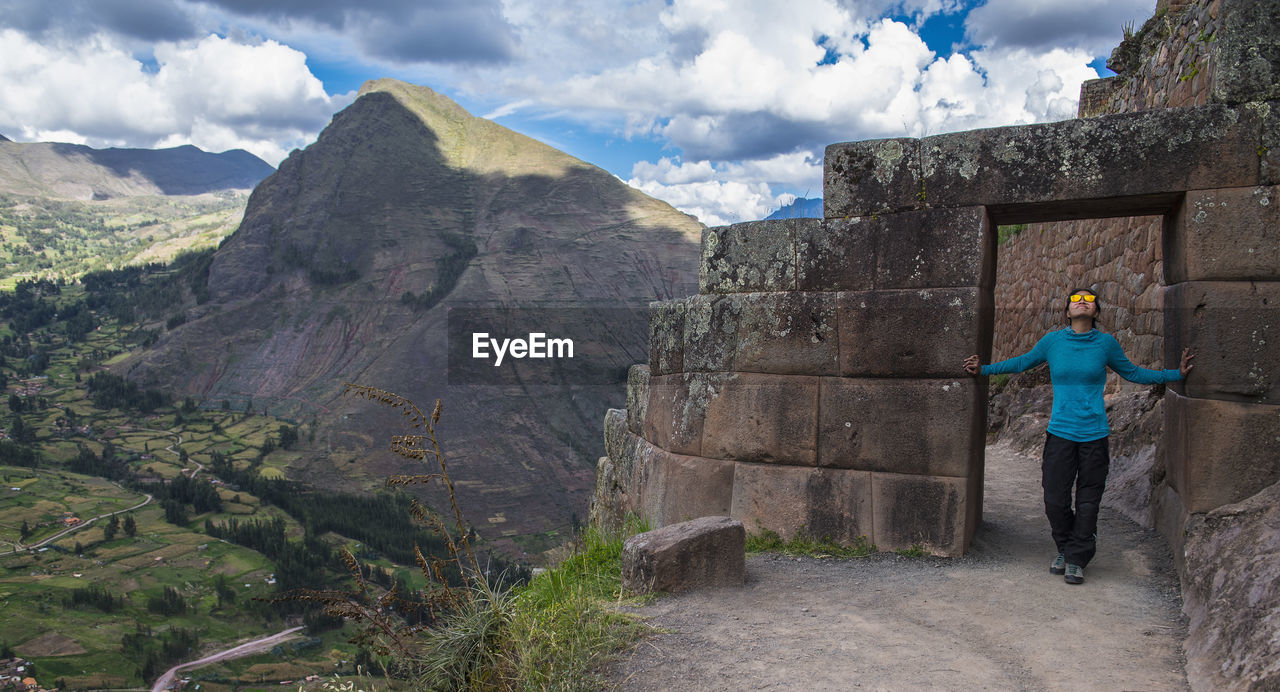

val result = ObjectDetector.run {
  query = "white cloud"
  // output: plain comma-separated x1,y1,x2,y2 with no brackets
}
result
964,0,1154,56
0,29,341,164
627,151,822,225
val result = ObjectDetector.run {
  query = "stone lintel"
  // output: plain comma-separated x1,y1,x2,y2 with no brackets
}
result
797,207,993,292
986,192,1182,225
837,287,991,378
818,377,985,477
921,104,1262,209
1162,390,1280,512
1164,280,1280,403
1163,186,1280,283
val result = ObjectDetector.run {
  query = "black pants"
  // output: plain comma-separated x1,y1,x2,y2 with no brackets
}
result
1042,432,1110,567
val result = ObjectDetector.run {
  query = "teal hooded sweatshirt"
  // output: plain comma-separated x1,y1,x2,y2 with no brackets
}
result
982,328,1182,442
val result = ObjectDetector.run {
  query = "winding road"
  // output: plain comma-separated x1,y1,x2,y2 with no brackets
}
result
151,626,306,692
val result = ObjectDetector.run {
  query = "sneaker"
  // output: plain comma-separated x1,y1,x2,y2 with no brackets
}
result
1050,553,1066,575
1064,563,1085,584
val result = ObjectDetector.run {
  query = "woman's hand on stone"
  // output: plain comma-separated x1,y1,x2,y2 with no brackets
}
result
1180,347,1195,377
963,354,981,375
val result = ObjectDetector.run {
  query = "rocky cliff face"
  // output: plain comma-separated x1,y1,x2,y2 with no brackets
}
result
119,79,703,553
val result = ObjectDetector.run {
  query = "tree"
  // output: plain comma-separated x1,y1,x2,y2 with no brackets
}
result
104,514,119,541
123,513,136,537
20,519,30,541
214,573,236,608
10,413,34,444
74,540,84,555
278,424,298,450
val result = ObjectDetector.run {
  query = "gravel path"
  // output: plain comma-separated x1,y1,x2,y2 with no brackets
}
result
604,441,1188,691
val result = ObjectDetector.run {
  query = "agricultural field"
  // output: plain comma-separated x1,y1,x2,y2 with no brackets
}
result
0,192,248,289
0,276,422,688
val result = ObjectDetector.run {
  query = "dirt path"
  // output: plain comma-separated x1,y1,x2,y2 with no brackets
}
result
604,441,1188,690
151,626,306,692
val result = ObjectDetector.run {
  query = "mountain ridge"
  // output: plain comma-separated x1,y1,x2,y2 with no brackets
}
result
118,79,704,554
0,138,274,200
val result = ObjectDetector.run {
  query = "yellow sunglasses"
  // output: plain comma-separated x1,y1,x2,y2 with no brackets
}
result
1069,294,1097,303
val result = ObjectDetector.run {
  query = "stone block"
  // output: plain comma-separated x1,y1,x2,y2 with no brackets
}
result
797,208,993,291
921,104,1262,218
1261,101,1280,186
1163,186,1280,283
701,373,820,465
626,365,650,436
643,373,702,456
604,408,628,464
682,294,741,372
647,451,736,527
824,138,923,218
1161,390,1280,512
734,292,839,376
795,216,877,291
621,516,745,593
701,219,809,294
836,288,991,378
589,455,628,535
730,462,873,544
648,299,686,376
817,378,984,477
871,473,970,556
1211,0,1280,104
1163,281,1280,403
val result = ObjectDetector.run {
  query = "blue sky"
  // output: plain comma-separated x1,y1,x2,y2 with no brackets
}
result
0,0,1156,225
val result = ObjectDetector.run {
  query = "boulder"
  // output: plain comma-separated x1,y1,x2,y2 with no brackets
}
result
1181,481,1280,691
621,516,746,593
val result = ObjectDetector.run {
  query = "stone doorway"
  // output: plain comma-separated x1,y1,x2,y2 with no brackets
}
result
597,100,1279,557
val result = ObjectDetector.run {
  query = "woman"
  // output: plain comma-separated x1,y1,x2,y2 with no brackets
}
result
964,289,1194,585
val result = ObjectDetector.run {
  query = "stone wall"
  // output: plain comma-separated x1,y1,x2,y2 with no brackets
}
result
993,0,1222,380
592,100,1276,562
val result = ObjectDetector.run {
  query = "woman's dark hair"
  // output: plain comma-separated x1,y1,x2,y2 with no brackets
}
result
1064,288,1101,327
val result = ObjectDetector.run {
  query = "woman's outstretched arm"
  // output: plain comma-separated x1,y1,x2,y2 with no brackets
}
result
1106,336,1193,383
964,334,1050,376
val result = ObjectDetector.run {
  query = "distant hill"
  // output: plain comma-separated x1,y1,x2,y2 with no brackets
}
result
765,197,823,219
0,139,273,200
118,79,704,552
